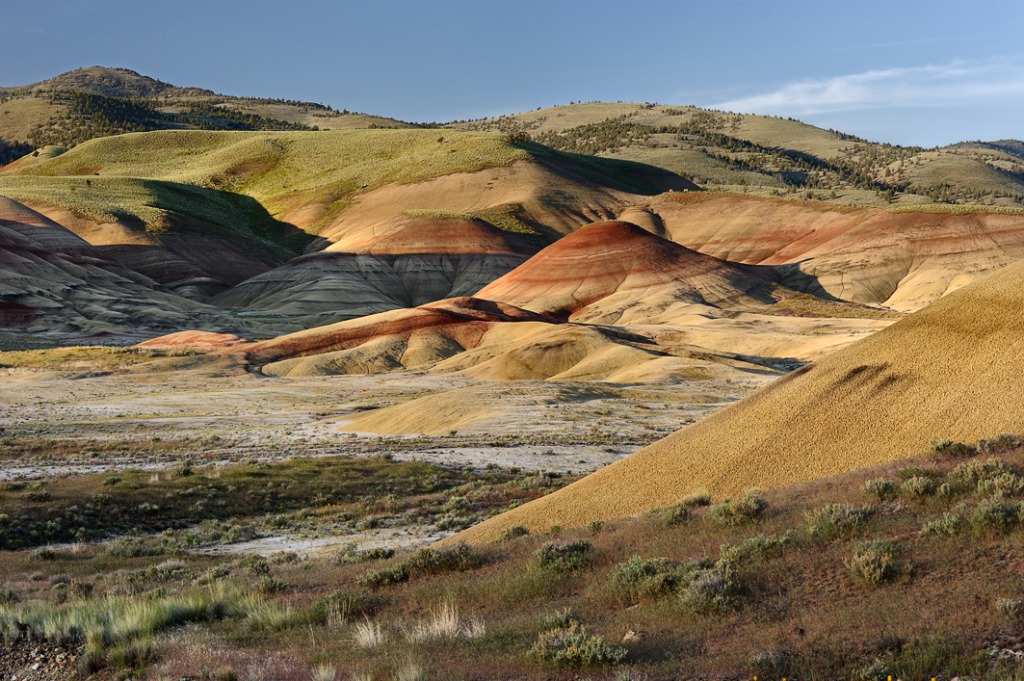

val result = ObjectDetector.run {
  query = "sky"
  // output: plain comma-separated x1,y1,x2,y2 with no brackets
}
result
1,0,1022,147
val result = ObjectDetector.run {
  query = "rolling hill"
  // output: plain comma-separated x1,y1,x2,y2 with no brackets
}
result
456,254,1024,541
0,127,693,333
453,102,1024,208
0,66,414,164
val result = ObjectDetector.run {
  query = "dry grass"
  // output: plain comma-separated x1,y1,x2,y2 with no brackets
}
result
405,602,484,642
353,618,387,649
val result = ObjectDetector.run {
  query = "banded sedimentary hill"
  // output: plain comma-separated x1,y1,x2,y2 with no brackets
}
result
475,220,776,323
0,196,237,334
626,193,1024,312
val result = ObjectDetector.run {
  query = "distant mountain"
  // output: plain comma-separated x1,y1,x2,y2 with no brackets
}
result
27,66,215,99
451,102,1024,208
3,67,1023,209
0,66,415,163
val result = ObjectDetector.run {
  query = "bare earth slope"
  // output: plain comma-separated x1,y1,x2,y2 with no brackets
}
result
456,257,1024,540
213,215,535,330
0,130,692,333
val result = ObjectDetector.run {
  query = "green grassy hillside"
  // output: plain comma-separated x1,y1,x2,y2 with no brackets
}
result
0,128,687,234
0,129,530,230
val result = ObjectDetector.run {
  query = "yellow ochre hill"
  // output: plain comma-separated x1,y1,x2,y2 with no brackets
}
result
454,256,1024,542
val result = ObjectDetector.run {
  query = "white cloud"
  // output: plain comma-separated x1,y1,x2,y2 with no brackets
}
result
711,57,1024,116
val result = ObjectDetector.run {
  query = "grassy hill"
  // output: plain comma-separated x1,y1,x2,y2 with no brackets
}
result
5,68,1023,209
0,129,528,233
0,128,686,234
452,102,1024,207
0,67,415,165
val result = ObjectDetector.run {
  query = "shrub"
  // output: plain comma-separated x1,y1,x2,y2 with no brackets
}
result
978,472,1024,497
707,491,767,526
357,565,408,590
900,475,938,498
846,540,900,586
719,533,790,563
540,607,580,630
498,525,530,541
679,561,741,613
681,491,712,507
357,547,396,562
858,658,891,681
749,649,792,679
969,496,1021,534
652,502,690,526
922,512,963,536
862,478,897,500
239,555,271,577
978,434,1023,454
806,504,872,539
534,540,593,573
950,458,1013,489
406,543,484,575
932,439,976,458
29,547,56,562
104,537,168,558
255,577,287,595
530,621,627,667
312,591,376,627
611,556,685,601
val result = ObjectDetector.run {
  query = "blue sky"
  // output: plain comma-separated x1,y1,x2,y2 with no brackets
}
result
2,0,1021,146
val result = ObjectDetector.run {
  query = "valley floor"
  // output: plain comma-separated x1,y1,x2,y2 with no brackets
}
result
0,347,768,501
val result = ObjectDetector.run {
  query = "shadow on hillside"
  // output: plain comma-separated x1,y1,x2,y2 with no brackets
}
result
520,142,699,195
774,261,844,302
144,180,314,256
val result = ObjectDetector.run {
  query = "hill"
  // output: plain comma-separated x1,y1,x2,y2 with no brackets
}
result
0,66,414,164
475,220,776,322
630,192,1024,311
0,128,693,332
456,255,1024,540
229,223,891,398
453,102,1024,208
